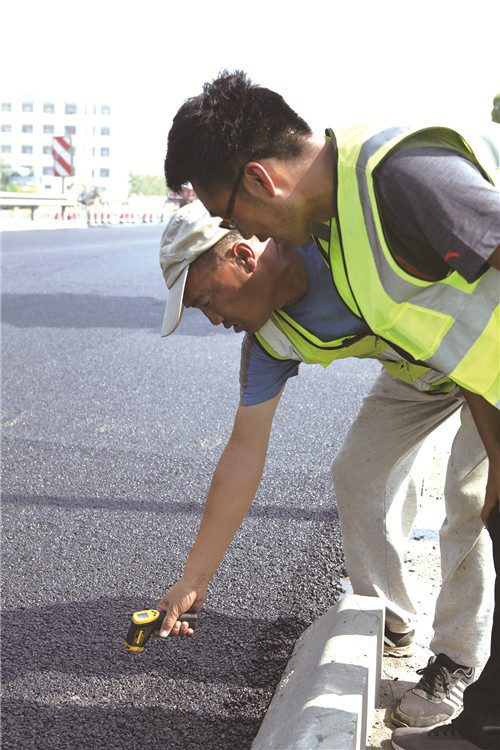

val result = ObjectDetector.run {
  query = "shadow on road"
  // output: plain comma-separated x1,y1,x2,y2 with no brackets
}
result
1,491,339,523
1,598,310,749
1,293,231,336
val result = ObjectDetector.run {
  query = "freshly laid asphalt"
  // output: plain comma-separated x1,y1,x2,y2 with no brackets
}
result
1,223,381,750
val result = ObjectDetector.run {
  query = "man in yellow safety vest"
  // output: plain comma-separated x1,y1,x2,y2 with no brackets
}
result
158,71,500,749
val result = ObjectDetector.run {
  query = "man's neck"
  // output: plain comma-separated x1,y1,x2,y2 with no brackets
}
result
298,134,336,224
273,242,308,308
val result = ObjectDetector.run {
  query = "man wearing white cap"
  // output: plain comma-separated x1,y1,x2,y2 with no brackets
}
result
160,201,306,338
160,203,234,336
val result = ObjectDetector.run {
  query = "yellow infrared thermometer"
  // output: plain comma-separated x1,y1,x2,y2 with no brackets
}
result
124,608,197,651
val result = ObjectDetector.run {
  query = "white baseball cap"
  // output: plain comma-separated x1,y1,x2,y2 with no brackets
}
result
159,200,231,336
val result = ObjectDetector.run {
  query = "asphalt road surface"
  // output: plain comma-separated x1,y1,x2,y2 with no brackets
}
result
1,224,380,750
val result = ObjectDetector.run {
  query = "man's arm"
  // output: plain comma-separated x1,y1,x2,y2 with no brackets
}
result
463,242,500,525
460,387,500,527
156,389,284,636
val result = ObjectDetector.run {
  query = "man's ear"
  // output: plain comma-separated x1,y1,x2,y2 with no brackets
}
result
243,161,278,199
231,240,257,272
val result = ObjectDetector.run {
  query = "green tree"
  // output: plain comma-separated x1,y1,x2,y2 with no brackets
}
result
1,158,13,189
492,93,500,124
128,173,167,196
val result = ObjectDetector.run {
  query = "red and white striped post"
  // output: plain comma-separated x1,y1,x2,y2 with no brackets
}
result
52,136,73,219
52,135,73,192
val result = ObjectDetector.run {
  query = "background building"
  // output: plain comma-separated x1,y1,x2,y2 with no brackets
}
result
0,95,128,199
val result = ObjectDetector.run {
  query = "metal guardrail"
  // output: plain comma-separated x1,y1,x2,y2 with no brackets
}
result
0,191,77,221
0,191,74,209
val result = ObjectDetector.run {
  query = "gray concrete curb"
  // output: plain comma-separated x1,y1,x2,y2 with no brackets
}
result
251,595,385,750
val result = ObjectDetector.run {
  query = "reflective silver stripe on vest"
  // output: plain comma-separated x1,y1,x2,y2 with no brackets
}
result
258,318,306,362
353,126,499,369
427,270,499,372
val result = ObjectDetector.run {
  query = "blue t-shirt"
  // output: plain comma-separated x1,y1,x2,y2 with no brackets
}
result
239,242,369,406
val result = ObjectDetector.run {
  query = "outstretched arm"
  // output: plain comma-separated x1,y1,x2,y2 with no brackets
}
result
156,388,284,636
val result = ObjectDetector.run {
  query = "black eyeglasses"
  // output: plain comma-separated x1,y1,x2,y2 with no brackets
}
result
219,164,246,230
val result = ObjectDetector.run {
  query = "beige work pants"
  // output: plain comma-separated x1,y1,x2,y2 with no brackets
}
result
331,368,494,667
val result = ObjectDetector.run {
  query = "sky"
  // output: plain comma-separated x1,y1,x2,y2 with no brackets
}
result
4,0,499,177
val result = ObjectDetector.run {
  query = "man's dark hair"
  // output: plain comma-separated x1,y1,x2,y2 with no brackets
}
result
165,70,312,193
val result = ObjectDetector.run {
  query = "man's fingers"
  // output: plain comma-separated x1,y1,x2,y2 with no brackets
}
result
155,587,201,637
157,610,176,637
157,611,195,638
166,620,194,637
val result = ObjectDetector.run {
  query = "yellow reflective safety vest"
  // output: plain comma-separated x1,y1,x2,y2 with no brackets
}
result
255,123,500,406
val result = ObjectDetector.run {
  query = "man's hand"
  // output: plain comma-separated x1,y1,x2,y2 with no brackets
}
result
483,460,500,529
155,580,207,637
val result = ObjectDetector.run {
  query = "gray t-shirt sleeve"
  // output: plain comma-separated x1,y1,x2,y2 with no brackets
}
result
375,145,500,282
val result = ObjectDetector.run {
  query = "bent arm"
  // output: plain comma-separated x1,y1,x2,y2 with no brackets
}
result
460,387,500,527
157,389,284,635
454,245,500,526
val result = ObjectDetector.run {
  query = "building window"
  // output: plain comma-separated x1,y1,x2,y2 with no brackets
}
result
43,125,54,134
1,124,11,132
101,126,110,135
100,105,111,115
65,103,77,115
43,166,53,175
43,103,55,113
22,124,33,133
99,168,110,178
22,145,33,154
64,125,76,135
43,146,52,154
2,103,12,112
22,102,33,112
1,145,12,153
100,147,110,156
